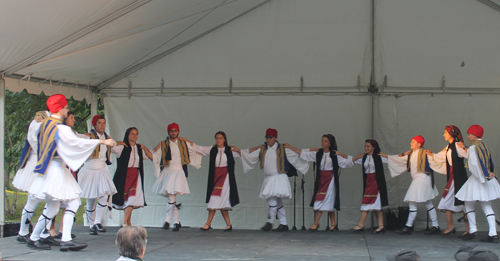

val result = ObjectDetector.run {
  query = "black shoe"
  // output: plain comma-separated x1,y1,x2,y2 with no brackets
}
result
309,224,320,232
461,231,479,240
39,236,60,246
480,235,499,243
372,227,385,234
261,222,273,231
272,224,289,232
94,223,106,233
26,238,51,250
199,224,212,231
442,227,456,236
162,222,170,230
172,223,181,232
395,226,413,235
17,234,30,244
60,240,88,251
55,232,76,239
224,225,232,232
350,226,364,232
329,224,339,232
89,225,98,235
424,226,441,235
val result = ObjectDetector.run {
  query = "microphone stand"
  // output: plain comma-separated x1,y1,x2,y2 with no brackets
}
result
292,175,297,230
301,163,309,231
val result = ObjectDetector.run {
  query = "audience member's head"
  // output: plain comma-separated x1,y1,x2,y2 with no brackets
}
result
387,249,421,261
116,226,147,259
455,243,499,261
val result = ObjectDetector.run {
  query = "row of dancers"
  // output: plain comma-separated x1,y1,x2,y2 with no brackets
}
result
13,94,500,252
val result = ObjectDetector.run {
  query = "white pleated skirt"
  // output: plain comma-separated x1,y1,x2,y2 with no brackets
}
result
360,192,382,211
28,158,81,202
152,165,190,196
260,173,291,199
78,164,117,199
313,178,335,212
12,153,37,192
207,175,232,210
403,174,439,203
456,176,500,202
113,177,144,210
437,180,464,213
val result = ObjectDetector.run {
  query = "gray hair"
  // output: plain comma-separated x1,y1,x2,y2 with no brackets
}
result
115,226,147,257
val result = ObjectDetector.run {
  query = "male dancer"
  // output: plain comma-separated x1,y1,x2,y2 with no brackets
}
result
380,135,443,235
27,94,115,251
456,125,500,243
16,111,48,243
151,123,201,231
241,128,308,231
78,115,117,235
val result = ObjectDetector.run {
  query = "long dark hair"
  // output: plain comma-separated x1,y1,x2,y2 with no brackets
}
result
123,127,138,147
214,131,228,147
365,139,381,155
323,134,337,152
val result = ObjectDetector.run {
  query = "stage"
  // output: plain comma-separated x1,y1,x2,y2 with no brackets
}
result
0,224,499,260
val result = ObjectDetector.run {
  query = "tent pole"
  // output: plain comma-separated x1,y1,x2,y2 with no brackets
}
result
0,74,6,236
91,90,98,116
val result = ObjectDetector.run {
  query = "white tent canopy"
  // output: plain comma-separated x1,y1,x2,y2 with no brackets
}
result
2,0,500,229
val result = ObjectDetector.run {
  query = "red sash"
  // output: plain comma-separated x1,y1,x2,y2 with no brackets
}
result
124,168,139,201
362,173,379,204
315,170,333,201
212,167,227,197
442,165,453,198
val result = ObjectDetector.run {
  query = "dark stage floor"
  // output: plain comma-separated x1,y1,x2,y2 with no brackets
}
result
0,224,499,260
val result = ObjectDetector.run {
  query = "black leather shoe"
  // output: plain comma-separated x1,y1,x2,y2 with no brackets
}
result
349,226,364,232
89,225,98,235
39,236,60,246
329,224,339,232
395,226,413,235
308,224,320,232
372,227,385,234
261,222,273,231
272,224,289,232
27,238,51,250
461,231,479,240
424,226,441,235
480,235,499,243
224,225,232,232
172,223,181,232
95,223,106,233
60,240,88,251
162,222,170,230
199,224,212,231
55,232,76,239
17,234,30,243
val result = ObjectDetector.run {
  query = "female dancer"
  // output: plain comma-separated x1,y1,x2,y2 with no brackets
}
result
425,126,469,236
112,127,153,227
181,132,241,231
285,134,353,231
345,139,388,233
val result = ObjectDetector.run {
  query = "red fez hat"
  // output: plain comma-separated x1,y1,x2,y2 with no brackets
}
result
92,115,105,127
266,128,278,138
467,125,484,138
412,135,425,147
168,122,179,132
46,94,68,113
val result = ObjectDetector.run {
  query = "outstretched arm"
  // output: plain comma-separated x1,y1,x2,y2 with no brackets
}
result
138,143,153,160
248,144,264,153
283,143,301,155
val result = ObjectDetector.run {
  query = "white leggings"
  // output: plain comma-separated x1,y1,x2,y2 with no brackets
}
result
165,195,180,224
406,201,438,227
85,196,108,227
267,197,287,225
29,198,80,242
465,201,497,236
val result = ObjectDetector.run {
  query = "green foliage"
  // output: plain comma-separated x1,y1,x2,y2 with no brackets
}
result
4,89,104,217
